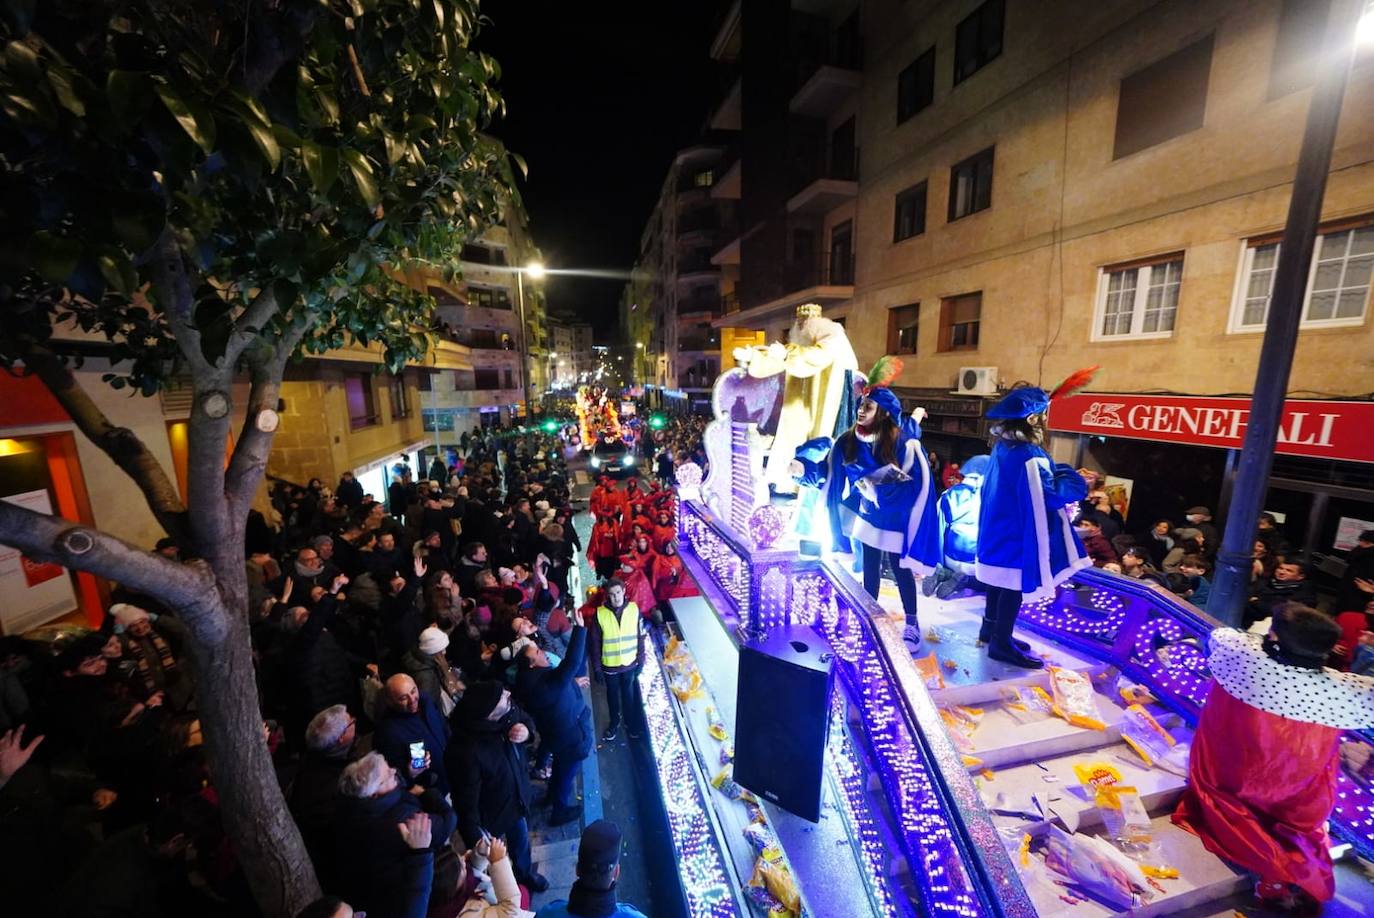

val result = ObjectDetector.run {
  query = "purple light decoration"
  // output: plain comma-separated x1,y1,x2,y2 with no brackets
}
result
676,461,704,489
1332,734,1374,852
747,503,786,549
637,642,740,917
729,422,752,533
826,690,901,916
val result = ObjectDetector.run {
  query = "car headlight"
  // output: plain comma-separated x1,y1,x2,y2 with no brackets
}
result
590,456,600,468
622,454,635,467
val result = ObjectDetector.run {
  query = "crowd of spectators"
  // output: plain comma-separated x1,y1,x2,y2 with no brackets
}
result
0,429,641,918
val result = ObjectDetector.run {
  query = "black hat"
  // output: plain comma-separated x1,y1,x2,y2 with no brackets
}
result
577,819,623,872
460,681,504,720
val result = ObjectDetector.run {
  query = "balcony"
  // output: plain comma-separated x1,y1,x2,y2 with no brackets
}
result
676,209,721,238
720,290,740,314
711,234,741,266
787,148,859,215
711,156,741,200
709,76,742,130
678,337,719,353
789,62,862,119
710,254,854,330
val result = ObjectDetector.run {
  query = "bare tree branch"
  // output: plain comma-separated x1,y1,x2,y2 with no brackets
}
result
226,286,280,365
0,500,212,611
150,233,212,376
225,319,310,521
16,345,191,545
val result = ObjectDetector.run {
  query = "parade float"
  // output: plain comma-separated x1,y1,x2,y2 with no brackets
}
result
630,306,1373,918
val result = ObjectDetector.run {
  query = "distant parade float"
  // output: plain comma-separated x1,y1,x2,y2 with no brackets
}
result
575,384,620,449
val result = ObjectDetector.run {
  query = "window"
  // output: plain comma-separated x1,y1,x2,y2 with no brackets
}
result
897,47,935,123
468,286,511,310
417,372,433,392
344,373,377,429
503,368,514,389
938,292,981,352
1231,221,1374,331
387,373,410,419
887,304,920,355
830,220,854,284
474,368,501,390
694,169,715,188
1092,254,1184,340
948,147,993,221
894,182,927,241
954,0,1004,85
1269,0,1330,99
1113,34,1213,159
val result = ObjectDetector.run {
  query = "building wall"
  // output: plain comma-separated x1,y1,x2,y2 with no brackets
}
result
849,0,1374,397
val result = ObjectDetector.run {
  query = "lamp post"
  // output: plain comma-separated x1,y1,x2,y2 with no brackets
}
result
514,261,545,425
1208,0,1371,626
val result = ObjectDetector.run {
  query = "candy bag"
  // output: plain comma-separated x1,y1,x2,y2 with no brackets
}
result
705,705,729,741
750,853,802,915
1119,704,1176,769
1000,685,1054,724
711,764,756,802
938,705,982,754
1044,826,1144,910
743,820,780,858
1072,761,1122,791
720,741,735,765
1095,784,1153,851
914,652,946,690
1049,666,1105,730
669,668,703,702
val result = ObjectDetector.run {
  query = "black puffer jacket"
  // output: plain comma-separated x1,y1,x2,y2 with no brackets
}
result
288,598,365,726
447,691,536,847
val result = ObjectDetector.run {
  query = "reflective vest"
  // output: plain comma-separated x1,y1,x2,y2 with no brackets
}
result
596,602,641,668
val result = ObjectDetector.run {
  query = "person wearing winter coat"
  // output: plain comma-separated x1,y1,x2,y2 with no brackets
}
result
334,752,458,918
974,378,1092,669
515,614,592,826
401,627,465,718
283,592,370,736
448,681,547,893
373,674,452,799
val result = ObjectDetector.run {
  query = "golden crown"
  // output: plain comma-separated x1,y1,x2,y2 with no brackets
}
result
796,303,823,318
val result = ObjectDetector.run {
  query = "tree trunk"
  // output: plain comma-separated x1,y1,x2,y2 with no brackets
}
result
183,553,323,917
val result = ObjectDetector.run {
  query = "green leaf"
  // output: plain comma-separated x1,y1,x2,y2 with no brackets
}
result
301,141,339,194
46,62,85,116
96,250,138,295
155,83,216,154
30,231,81,284
509,150,528,179
4,39,39,82
106,70,150,124
382,129,405,166
241,111,281,170
341,148,379,208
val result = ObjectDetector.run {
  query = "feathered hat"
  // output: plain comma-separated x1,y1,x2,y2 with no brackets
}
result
986,366,1099,420
859,356,904,421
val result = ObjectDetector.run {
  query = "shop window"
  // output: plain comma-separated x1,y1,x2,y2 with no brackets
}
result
893,181,927,242
1113,34,1213,159
387,373,410,420
938,292,981,352
954,0,1004,85
897,46,935,123
1230,220,1374,332
948,147,993,222
1093,253,1184,340
345,372,378,429
887,303,920,355
1269,0,1330,99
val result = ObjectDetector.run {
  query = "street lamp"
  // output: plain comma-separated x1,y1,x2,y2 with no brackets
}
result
514,261,545,424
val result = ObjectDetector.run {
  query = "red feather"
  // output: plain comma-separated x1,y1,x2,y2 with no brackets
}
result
1049,365,1099,402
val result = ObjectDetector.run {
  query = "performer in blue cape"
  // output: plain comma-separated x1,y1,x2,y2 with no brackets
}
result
793,357,939,647
974,369,1097,668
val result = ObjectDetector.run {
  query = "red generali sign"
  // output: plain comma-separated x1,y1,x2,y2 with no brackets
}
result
1049,393,1374,465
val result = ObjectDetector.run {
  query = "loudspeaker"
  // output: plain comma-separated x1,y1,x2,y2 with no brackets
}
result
733,625,834,822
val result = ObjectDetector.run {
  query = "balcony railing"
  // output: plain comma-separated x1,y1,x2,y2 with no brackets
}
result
744,254,854,306
676,209,721,235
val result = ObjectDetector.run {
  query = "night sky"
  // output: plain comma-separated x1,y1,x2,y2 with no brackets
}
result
476,2,732,338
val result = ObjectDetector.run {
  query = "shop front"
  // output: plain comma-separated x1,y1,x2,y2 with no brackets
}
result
351,438,433,504
1050,392,1374,593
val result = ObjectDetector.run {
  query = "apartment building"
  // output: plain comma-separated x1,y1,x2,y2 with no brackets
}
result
547,313,596,390
624,142,737,411
707,0,1374,563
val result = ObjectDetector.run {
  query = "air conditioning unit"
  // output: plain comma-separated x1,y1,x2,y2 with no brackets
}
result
954,367,999,397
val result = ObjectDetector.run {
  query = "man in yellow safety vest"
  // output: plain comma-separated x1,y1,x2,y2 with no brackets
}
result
587,579,646,743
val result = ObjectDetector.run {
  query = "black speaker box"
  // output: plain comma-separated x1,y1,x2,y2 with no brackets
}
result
733,624,834,822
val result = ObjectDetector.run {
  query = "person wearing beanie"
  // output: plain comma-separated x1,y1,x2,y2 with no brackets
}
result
974,375,1094,669
1183,505,1220,555
534,819,648,918
111,603,194,712
1174,603,1374,912
401,626,464,718
447,681,546,893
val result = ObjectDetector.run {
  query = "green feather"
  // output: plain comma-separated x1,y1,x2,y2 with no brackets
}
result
867,355,904,389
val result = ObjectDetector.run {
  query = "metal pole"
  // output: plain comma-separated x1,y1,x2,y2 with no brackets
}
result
515,270,534,427
1207,0,1365,627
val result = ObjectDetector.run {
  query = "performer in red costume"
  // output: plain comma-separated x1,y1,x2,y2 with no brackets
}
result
651,509,677,553
1173,603,1374,911
614,555,658,622
587,514,622,582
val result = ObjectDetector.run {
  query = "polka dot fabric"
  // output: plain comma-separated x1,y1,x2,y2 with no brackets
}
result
1209,629,1374,730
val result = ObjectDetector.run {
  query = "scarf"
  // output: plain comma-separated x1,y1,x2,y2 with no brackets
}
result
126,631,176,694
565,880,620,917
